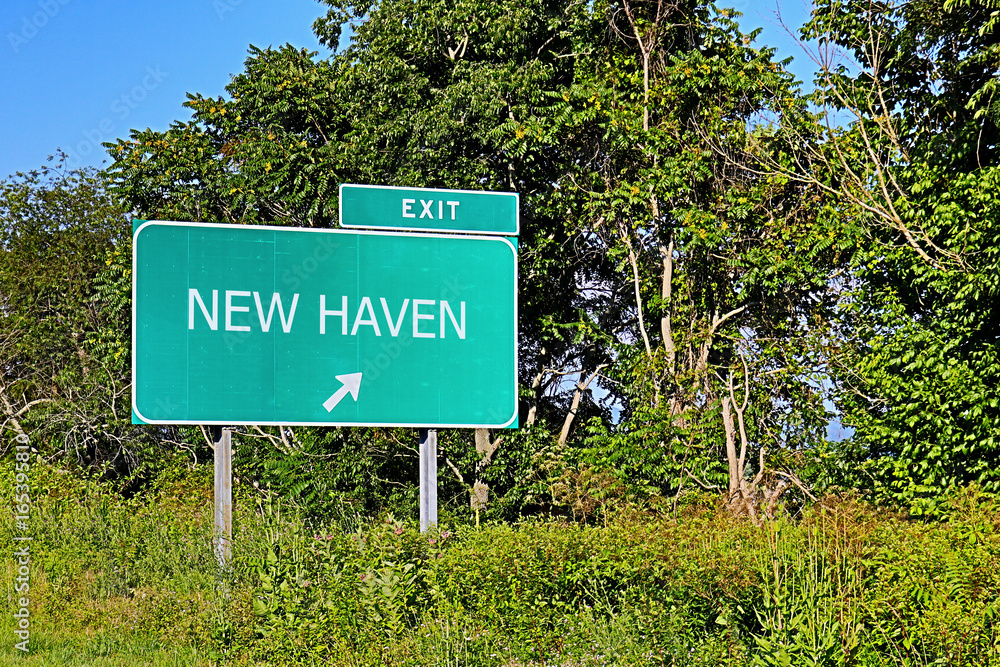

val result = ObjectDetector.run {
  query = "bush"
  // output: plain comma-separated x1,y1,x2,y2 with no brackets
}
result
7,461,1000,666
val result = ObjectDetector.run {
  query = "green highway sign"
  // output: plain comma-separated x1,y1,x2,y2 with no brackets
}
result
132,221,518,427
339,184,519,235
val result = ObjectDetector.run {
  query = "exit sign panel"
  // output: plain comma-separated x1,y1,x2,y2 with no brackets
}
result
339,184,519,235
132,221,518,427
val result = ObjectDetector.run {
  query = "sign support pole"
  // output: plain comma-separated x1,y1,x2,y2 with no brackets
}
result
419,428,438,532
212,426,233,567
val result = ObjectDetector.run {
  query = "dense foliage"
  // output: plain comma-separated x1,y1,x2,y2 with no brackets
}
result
2,470,999,666
0,155,167,484
801,0,1000,511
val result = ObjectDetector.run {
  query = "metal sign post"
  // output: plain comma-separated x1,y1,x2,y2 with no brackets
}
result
212,426,232,568
419,428,438,532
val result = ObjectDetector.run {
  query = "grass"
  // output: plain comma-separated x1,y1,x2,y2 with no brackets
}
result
0,634,208,666
3,459,1000,666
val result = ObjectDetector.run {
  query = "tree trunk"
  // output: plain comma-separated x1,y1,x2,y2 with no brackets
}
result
722,395,741,501
471,428,501,513
557,365,607,446
525,347,548,428
660,239,676,373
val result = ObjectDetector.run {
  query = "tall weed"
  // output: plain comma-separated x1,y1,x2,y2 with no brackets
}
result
750,521,862,667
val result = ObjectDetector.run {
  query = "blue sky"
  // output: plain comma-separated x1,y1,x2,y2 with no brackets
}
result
0,0,330,178
0,0,816,180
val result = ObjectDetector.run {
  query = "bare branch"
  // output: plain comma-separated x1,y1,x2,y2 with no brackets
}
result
558,364,609,446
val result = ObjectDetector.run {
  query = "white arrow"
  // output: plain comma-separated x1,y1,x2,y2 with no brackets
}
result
323,372,363,412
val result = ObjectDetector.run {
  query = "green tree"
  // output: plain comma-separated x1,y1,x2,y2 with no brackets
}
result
801,0,1000,511
0,154,162,478
510,0,847,517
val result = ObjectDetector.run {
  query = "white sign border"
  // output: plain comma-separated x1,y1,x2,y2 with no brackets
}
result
131,219,519,429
